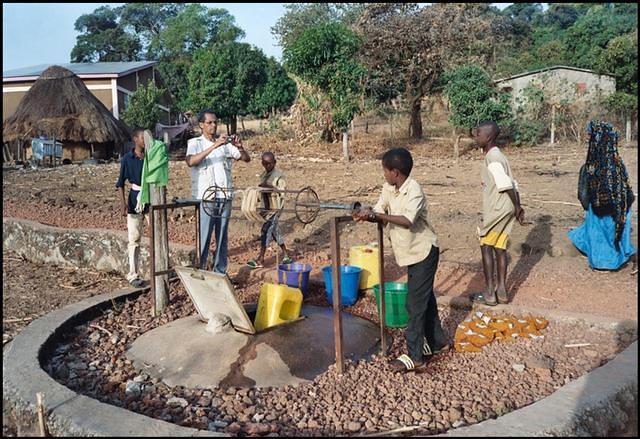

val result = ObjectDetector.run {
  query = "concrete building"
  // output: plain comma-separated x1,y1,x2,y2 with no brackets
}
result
494,65,616,110
3,61,173,124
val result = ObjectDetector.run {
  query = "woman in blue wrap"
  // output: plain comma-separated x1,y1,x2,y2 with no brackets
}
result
568,121,636,270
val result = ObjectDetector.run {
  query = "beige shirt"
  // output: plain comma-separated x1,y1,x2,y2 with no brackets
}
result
260,168,286,213
479,147,518,235
373,177,438,267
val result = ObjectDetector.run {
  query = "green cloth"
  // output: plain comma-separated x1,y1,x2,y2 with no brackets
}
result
136,139,168,213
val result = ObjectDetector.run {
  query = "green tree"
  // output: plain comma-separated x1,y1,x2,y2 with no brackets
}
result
119,3,186,58
250,57,297,118
356,3,499,138
71,5,141,62
121,82,165,131
156,5,244,112
284,22,365,135
564,4,637,68
272,3,364,49
595,31,638,95
186,43,268,133
443,64,512,133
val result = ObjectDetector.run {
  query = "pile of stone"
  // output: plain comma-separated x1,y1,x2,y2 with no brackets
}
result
44,281,624,436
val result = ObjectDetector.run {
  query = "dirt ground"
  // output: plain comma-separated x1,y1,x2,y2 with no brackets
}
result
3,136,638,323
2,131,638,436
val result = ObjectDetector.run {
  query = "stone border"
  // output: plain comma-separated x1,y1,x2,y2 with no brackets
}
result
3,286,637,436
2,287,225,437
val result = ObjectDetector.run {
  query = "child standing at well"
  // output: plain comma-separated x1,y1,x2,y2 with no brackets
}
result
354,147,448,372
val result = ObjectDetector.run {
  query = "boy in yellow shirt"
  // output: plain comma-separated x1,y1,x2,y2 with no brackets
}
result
473,121,525,306
354,148,447,372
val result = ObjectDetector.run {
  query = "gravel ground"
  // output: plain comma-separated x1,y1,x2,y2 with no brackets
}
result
42,279,630,437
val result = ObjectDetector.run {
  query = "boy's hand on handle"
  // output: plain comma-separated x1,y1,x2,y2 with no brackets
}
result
121,202,128,217
353,207,372,222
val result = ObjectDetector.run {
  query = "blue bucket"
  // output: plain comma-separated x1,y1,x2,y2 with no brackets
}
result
322,265,362,306
278,263,312,296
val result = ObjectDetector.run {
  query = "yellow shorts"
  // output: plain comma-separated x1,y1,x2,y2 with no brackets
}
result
479,231,509,250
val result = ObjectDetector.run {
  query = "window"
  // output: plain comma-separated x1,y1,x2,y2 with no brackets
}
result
123,93,130,111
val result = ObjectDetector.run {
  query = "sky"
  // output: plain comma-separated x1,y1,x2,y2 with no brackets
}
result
3,3,516,73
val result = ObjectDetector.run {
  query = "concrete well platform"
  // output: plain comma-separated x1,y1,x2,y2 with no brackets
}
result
126,305,381,389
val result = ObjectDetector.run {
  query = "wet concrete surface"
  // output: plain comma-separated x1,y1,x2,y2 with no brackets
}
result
127,305,381,388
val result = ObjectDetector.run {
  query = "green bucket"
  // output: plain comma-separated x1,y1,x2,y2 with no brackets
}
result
373,282,409,328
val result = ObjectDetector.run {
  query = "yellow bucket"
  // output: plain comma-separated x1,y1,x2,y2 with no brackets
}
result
253,283,303,332
349,245,380,290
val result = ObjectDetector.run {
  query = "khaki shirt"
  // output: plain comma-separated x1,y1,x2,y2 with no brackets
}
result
260,168,286,213
373,177,438,267
479,147,518,235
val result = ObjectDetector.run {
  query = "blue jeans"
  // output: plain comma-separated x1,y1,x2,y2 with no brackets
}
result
199,198,232,273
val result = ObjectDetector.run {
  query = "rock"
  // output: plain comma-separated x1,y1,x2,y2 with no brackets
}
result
227,422,242,434
512,364,526,373
448,407,462,423
347,422,362,432
584,350,599,358
109,335,119,344
308,420,319,429
211,421,228,429
125,380,142,397
167,397,188,408
253,413,265,422
452,420,466,428
525,354,555,371
54,364,69,379
88,331,101,343
211,397,224,408
133,374,149,382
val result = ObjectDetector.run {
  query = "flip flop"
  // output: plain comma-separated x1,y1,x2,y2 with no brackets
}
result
246,259,264,269
472,293,498,307
389,354,428,373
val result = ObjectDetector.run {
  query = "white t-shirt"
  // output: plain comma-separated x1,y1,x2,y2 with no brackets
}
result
186,135,241,199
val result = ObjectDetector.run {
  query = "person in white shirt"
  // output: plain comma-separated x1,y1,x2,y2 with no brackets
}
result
186,110,250,273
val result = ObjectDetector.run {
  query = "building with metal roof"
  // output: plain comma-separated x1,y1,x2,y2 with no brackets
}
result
3,61,172,123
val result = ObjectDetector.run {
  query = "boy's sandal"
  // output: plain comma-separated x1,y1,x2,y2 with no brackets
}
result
389,354,427,373
472,293,498,307
281,256,293,264
246,259,264,269
496,291,509,304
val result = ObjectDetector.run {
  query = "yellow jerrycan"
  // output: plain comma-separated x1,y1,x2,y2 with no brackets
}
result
254,283,303,331
349,245,380,290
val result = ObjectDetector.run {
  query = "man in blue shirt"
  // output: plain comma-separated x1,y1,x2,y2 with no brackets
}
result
116,128,147,287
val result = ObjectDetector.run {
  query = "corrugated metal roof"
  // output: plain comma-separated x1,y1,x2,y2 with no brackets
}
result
494,65,613,83
3,61,156,80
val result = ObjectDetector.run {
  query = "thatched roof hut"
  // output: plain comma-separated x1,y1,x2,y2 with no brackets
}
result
3,65,130,160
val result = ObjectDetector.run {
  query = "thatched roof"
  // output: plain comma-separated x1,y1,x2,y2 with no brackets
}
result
3,65,130,144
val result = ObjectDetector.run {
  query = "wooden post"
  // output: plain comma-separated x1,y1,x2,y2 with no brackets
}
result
550,105,556,145
36,392,47,437
377,222,387,355
626,113,632,145
330,217,344,374
351,119,355,141
151,186,169,315
163,132,169,148
342,131,349,162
